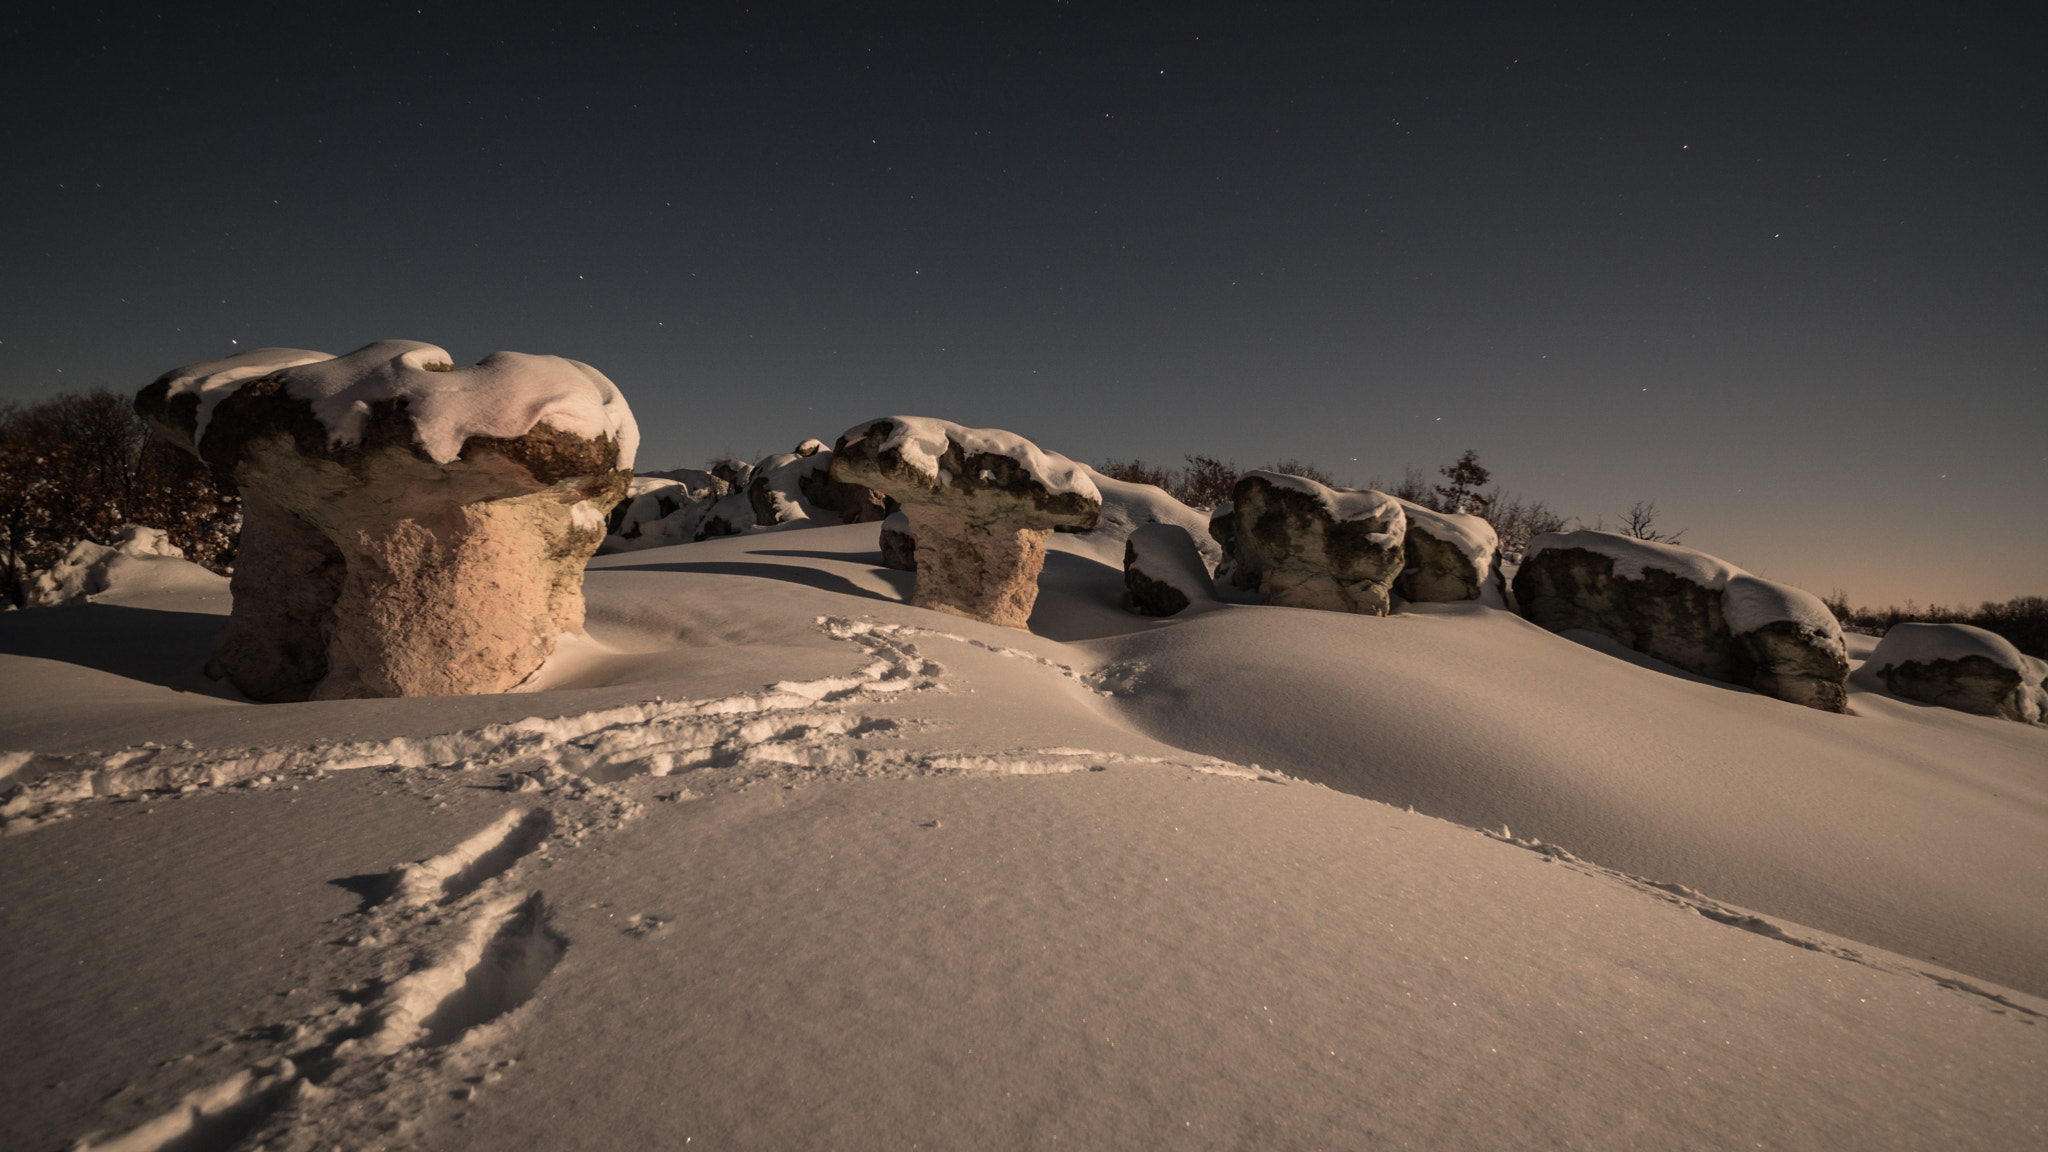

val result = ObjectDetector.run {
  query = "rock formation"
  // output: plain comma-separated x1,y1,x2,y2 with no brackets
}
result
603,468,727,553
137,340,635,701
1513,531,1849,712
1867,623,2045,724
1391,500,1498,603
1217,471,1406,615
829,417,1100,628
1123,523,1216,617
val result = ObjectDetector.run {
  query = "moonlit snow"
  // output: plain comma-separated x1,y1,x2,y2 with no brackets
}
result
2,516,2044,1151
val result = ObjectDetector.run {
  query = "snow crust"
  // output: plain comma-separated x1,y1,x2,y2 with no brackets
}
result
162,340,639,468
3,522,2046,1151
1870,622,2029,673
838,416,1098,501
1723,575,1846,651
1525,530,1741,586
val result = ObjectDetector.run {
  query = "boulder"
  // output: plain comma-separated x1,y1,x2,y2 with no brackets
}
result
879,510,917,572
1513,531,1849,712
137,340,635,701
1391,500,1499,603
1867,623,2045,724
1222,472,1406,616
829,417,1100,628
603,468,727,553
1123,523,1216,617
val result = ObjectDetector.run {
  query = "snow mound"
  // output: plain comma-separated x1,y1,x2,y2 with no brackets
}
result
22,526,226,607
835,416,1099,503
158,339,639,468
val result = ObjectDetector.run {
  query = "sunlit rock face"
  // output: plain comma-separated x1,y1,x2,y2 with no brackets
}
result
1123,523,1216,618
1868,623,2045,724
829,416,1100,629
1220,472,1406,616
137,340,635,701
1514,531,1850,713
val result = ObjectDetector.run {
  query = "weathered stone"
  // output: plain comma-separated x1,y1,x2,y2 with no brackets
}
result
1514,532,1850,712
830,417,1100,628
879,510,917,571
1868,623,2045,724
1223,472,1405,616
138,340,634,701
1123,523,1215,617
1392,500,1498,603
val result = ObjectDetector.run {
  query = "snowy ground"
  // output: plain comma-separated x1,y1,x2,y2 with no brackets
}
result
2,524,2043,1151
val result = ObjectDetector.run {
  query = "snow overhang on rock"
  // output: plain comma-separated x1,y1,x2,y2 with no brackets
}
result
829,416,1101,529
139,339,639,474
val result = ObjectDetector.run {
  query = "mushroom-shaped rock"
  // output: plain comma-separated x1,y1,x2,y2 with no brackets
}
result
1513,531,1850,712
1124,523,1217,617
1223,472,1406,615
137,340,635,701
829,417,1100,628
1392,500,1499,603
1867,623,2045,724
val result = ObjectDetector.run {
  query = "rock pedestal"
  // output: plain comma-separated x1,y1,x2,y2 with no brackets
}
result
830,417,1100,628
138,340,635,701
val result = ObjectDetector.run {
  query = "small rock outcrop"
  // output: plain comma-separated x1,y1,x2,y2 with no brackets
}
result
21,525,222,606
1123,523,1216,617
879,510,917,571
689,441,890,542
1513,531,1849,712
829,417,1100,628
1867,623,2045,724
603,468,727,552
1217,472,1406,615
1391,500,1499,603
137,340,635,701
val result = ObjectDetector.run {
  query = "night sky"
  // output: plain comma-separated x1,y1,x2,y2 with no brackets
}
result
3,2,2041,606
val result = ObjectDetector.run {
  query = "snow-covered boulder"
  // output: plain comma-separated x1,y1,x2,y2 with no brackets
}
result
1218,472,1406,616
1514,531,1849,712
1123,523,1216,617
1867,623,2046,724
21,525,225,606
137,340,635,701
687,442,890,542
879,510,916,571
1063,467,1224,573
829,417,1100,628
602,468,727,553
1392,500,1498,603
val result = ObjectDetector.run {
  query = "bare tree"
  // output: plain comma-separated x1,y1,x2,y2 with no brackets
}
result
1619,500,1684,544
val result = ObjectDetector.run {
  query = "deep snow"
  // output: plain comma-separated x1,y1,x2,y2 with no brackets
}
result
2,523,2043,1151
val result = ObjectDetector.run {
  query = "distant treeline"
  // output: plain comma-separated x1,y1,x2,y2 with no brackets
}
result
1824,593,2047,659
1,388,239,605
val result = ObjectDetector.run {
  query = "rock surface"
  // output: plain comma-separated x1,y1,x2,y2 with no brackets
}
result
829,417,1100,628
1867,623,2045,724
137,340,634,701
879,511,917,572
1123,523,1216,617
1514,531,1849,712
603,468,728,553
1221,472,1406,616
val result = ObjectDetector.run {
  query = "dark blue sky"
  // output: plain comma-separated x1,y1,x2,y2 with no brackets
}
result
4,2,2041,604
